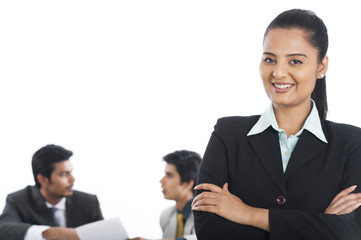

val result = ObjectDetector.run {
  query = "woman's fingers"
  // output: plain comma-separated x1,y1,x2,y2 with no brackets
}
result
329,185,357,206
192,191,219,205
326,197,361,215
338,202,361,215
192,185,226,207
192,203,218,214
223,182,229,192
192,183,225,207
192,183,232,208
325,186,361,215
192,182,252,226
192,184,230,215
193,196,219,208
331,193,361,210
194,183,223,193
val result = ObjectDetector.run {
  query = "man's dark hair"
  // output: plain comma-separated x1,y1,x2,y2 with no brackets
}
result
163,150,202,190
32,144,73,188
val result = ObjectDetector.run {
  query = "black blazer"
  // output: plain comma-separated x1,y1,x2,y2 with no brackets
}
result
0,185,103,240
194,116,361,240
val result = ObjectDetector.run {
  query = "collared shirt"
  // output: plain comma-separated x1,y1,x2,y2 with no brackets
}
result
45,197,67,227
24,198,66,240
176,197,194,240
247,100,327,172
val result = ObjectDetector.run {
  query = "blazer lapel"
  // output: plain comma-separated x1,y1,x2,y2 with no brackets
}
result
30,186,56,225
163,207,177,238
248,127,286,195
65,197,75,227
184,212,195,234
284,129,327,180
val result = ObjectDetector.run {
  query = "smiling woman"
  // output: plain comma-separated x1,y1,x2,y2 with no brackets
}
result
192,9,361,240
260,28,328,136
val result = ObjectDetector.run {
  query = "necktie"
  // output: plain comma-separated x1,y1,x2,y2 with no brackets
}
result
51,207,60,226
176,212,184,238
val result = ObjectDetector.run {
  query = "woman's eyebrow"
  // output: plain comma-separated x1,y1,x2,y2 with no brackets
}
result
263,52,308,58
263,52,276,56
287,53,308,58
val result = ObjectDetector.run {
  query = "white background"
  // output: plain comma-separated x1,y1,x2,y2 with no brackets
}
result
1,0,360,238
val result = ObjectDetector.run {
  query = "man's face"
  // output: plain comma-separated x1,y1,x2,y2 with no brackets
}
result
160,163,187,201
41,160,75,199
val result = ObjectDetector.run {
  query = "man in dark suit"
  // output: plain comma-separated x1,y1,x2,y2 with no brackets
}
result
0,144,104,240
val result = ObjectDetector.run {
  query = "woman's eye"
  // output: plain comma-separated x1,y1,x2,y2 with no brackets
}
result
290,59,303,65
264,57,275,64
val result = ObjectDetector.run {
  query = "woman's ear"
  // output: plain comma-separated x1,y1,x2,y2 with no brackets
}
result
318,56,329,79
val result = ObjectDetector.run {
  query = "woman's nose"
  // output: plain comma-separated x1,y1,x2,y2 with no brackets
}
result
273,63,288,79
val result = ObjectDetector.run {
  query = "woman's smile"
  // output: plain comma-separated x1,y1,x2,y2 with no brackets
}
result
272,82,295,93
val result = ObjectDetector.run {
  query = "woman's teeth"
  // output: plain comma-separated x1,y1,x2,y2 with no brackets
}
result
274,83,293,89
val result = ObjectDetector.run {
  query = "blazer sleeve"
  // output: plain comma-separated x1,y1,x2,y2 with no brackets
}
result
269,129,361,240
0,194,32,240
159,206,172,235
194,118,269,239
93,195,103,222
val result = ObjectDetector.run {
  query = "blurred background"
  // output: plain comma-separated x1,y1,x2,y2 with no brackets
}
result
1,0,360,238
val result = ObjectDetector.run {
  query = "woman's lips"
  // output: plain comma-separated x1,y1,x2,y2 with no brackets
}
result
272,82,294,93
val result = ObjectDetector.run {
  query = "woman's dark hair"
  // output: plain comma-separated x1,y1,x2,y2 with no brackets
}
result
264,9,328,120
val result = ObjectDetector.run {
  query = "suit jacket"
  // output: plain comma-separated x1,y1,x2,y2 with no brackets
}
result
0,185,103,240
160,205,196,240
194,116,361,240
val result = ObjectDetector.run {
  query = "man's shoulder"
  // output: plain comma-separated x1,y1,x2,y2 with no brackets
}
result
71,190,97,198
7,185,38,200
160,204,176,219
160,204,176,228
4,186,43,213
67,190,99,205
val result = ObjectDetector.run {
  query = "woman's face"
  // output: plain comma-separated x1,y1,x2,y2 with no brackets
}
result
260,28,327,109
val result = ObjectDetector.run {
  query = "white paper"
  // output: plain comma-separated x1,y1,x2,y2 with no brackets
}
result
75,217,128,240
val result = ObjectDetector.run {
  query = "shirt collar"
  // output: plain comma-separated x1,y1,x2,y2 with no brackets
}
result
45,197,66,210
247,99,327,143
177,197,194,220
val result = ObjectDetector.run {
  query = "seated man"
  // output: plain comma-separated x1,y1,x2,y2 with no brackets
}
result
0,144,104,240
130,150,201,240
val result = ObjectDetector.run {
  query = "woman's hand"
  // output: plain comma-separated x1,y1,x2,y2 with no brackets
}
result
325,185,361,215
192,183,269,231
192,183,249,224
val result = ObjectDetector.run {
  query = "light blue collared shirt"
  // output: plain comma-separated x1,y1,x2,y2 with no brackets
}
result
247,100,327,172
